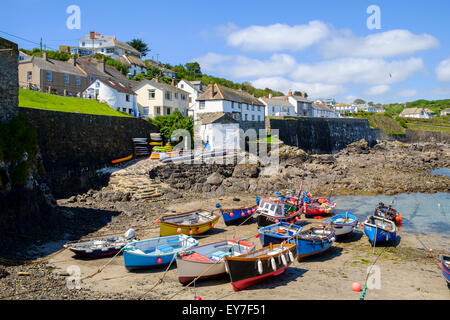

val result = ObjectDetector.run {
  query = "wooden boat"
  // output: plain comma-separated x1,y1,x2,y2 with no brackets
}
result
293,227,335,260
111,154,133,164
225,242,297,291
64,237,131,259
285,194,336,217
440,255,450,284
257,222,302,247
176,239,256,285
322,212,358,237
374,202,403,225
122,234,198,270
363,215,397,244
256,197,302,227
220,204,257,226
158,210,220,237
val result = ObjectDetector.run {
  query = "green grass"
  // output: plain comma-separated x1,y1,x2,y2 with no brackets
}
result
18,88,132,117
255,135,281,143
406,123,450,132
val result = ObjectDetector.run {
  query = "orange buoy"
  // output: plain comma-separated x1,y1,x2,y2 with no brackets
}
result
395,213,402,224
241,212,245,217
189,230,193,235
210,224,214,228
177,227,182,234
157,258,162,264
275,219,280,223
156,219,160,224
194,296,202,300
255,234,260,238
352,282,362,292
196,228,201,234
230,212,234,217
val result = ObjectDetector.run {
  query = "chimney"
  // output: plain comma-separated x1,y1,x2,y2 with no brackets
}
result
210,82,215,96
288,89,292,97
171,77,175,86
90,31,95,40
96,59,105,73
301,92,306,97
69,56,77,66
43,52,48,61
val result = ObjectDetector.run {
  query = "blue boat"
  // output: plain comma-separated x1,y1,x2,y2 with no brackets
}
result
122,234,198,270
441,255,450,285
292,227,335,260
258,222,302,247
363,215,397,244
322,212,358,237
220,204,257,226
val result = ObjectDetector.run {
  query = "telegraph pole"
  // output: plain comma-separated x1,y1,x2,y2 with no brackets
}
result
40,37,42,53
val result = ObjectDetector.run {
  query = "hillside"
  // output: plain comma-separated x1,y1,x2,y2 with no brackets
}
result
18,88,132,117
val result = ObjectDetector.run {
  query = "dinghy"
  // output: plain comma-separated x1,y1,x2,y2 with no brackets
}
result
122,234,198,270
285,193,336,217
64,229,136,259
176,239,256,285
257,222,302,247
363,215,397,244
293,227,335,260
158,210,220,237
220,204,258,226
255,198,302,227
440,255,450,284
225,242,297,291
322,212,358,237
374,202,402,225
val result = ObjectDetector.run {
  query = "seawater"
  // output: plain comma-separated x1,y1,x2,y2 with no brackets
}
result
331,193,450,236
431,168,450,177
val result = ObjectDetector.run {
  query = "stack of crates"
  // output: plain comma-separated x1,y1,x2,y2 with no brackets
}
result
132,138,150,157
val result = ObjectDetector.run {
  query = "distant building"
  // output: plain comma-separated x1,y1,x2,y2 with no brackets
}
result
374,106,385,113
440,108,450,116
399,107,434,119
258,95,296,117
18,50,31,62
83,78,137,116
311,103,339,118
335,103,358,115
146,60,177,79
177,79,204,116
133,79,190,118
272,90,314,116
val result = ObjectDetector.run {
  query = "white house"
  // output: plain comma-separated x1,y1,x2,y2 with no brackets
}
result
177,79,204,116
399,107,434,119
195,83,265,122
311,103,339,118
197,112,240,150
133,79,190,118
83,79,138,116
335,103,358,115
258,95,296,117
70,32,147,77
440,108,450,116
272,90,314,116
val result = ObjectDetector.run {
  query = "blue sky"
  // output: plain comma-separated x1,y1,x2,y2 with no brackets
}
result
2,0,450,103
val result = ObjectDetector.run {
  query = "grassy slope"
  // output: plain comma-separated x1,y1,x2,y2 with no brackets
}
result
18,88,131,117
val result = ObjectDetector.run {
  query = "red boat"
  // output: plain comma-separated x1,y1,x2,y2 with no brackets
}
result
285,195,336,217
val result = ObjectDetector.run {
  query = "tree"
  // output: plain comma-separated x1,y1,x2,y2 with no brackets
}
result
354,99,366,105
368,101,374,106
185,62,201,76
127,39,150,56
294,91,308,98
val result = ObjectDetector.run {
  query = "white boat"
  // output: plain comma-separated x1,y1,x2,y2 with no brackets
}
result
322,212,358,236
175,239,256,285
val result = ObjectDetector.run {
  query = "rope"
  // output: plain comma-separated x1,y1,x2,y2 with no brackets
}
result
360,245,389,300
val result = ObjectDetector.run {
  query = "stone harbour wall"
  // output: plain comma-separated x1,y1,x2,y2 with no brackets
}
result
0,37,18,122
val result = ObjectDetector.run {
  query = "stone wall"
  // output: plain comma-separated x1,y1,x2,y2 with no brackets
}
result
375,129,450,144
18,107,158,197
267,117,377,154
0,37,18,122
239,120,266,138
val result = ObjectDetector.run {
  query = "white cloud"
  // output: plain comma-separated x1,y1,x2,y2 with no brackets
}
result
426,87,450,96
251,77,347,99
226,21,330,52
290,57,425,85
322,29,439,58
436,58,450,82
193,52,233,72
364,85,390,96
398,89,418,98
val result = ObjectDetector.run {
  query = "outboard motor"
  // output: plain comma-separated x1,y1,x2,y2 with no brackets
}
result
124,228,136,240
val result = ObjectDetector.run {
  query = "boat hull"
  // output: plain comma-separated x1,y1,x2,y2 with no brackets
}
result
322,213,358,237
441,255,450,284
221,205,257,226
225,244,297,291
176,258,228,285
159,212,220,237
294,238,334,259
363,218,397,244
69,247,123,259
258,222,302,247
257,213,299,227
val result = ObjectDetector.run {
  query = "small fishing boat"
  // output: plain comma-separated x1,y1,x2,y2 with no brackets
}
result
64,229,136,259
441,255,450,284
158,210,220,237
293,227,335,260
285,193,336,217
363,215,397,244
256,197,302,227
322,212,358,237
374,202,403,225
220,204,258,226
122,234,198,270
225,242,297,291
257,222,302,247
176,239,256,285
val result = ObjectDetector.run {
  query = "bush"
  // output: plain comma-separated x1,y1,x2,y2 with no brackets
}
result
147,110,194,147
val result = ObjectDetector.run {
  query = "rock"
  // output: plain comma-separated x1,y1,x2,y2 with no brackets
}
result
232,164,260,179
205,172,224,186
0,267,9,279
164,192,182,200
67,196,77,203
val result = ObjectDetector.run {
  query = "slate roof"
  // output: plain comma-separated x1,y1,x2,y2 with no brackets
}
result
20,56,85,76
132,80,190,95
259,97,294,107
197,84,264,106
97,79,136,95
76,56,129,83
197,112,238,124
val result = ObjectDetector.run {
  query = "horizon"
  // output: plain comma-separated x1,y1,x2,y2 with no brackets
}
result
2,0,450,104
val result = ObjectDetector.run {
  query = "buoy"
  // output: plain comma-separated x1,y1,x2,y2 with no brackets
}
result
395,214,402,224
210,224,214,228
295,216,299,221
275,219,280,223
189,230,193,235
281,254,287,266
196,228,201,234
252,208,256,213
156,219,160,224
157,258,162,264
177,227,182,234
352,282,362,292
194,296,202,300
289,251,294,262
230,212,234,217
270,257,277,271
257,260,263,274
247,210,251,214
241,212,245,217
255,234,260,238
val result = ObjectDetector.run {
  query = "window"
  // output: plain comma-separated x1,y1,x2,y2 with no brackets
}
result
258,115,261,121
251,105,255,111
181,94,187,100
27,71,32,81
244,114,248,121
82,42,85,46
95,81,100,88
175,92,179,99
148,89,155,99
126,94,130,102
246,104,249,110
166,108,171,115
165,91,172,100
231,102,235,109
46,71,52,82
251,114,255,121
257,106,260,112
143,107,149,116
199,101,205,110
90,76,95,83
272,106,275,113
76,77,81,86
156,107,161,115
180,84,184,88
